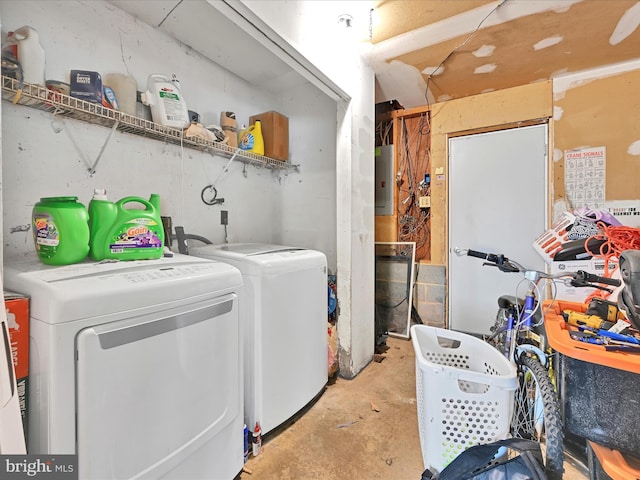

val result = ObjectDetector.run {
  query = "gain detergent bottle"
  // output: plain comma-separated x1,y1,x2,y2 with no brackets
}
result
88,190,164,261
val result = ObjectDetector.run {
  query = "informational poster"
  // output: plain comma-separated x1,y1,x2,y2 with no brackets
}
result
564,146,606,209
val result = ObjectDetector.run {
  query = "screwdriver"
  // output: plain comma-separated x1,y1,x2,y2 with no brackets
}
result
577,326,640,345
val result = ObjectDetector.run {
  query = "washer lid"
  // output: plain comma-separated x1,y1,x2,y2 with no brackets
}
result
190,243,327,276
215,243,302,256
3,253,243,323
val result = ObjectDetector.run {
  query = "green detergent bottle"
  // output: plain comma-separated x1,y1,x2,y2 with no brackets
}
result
88,191,164,261
32,196,90,265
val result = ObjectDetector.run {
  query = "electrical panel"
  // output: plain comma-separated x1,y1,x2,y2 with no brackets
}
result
375,145,394,216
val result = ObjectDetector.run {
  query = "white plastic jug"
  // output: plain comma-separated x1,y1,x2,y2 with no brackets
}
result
8,26,46,86
141,74,190,128
104,73,137,116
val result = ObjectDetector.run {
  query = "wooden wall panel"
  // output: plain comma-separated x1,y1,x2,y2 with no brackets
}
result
553,68,640,213
395,111,432,261
374,215,397,242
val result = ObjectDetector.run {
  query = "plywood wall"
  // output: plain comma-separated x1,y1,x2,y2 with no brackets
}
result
552,65,640,218
377,63,640,269
374,108,431,260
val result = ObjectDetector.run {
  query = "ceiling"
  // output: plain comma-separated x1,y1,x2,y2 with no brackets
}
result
110,1,640,110
367,0,640,108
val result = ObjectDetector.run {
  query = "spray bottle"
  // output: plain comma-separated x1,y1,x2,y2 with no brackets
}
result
141,74,190,128
251,422,262,456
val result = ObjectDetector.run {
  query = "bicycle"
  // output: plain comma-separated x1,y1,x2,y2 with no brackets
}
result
456,248,621,480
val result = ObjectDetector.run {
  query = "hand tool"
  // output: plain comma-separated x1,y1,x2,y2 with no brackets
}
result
563,310,615,330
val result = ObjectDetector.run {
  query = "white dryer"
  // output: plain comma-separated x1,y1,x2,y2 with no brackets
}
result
3,254,244,480
189,243,328,436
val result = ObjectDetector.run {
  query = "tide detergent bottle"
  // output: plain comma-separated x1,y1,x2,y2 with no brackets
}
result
32,196,90,265
238,120,264,156
88,189,164,261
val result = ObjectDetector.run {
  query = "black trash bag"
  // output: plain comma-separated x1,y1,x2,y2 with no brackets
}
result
421,438,547,480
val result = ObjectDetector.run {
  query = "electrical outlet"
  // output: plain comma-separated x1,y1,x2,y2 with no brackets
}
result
419,196,431,208
221,210,228,225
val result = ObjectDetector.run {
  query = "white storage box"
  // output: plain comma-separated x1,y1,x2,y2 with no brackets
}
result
410,325,517,473
549,257,618,302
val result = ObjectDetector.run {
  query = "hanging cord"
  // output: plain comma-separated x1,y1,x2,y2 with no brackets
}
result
585,223,640,270
424,0,509,105
201,148,241,205
397,113,432,256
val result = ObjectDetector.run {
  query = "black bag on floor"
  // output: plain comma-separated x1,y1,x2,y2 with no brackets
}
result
421,438,547,480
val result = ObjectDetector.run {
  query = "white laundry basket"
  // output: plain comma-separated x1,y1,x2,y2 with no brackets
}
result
410,324,517,474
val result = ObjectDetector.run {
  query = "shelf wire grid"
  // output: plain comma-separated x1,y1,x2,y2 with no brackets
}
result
1,75,298,172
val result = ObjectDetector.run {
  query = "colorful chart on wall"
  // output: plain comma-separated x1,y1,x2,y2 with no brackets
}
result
374,242,416,339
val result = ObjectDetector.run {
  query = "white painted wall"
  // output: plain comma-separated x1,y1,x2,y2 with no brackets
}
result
0,1,337,271
1,0,373,379
240,0,376,377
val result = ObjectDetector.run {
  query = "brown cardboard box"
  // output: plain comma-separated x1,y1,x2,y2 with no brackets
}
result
249,111,289,161
4,291,29,443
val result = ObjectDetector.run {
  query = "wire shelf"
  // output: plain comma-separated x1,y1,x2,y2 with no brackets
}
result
1,75,298,172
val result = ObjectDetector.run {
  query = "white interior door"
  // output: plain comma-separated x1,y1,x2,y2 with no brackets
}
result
448,124,547,335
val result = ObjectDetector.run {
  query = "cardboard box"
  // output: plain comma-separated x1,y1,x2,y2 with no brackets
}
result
70,69,103,104
533,212,575,264
249,111,289,161
4,291,29,443
549,258,618,302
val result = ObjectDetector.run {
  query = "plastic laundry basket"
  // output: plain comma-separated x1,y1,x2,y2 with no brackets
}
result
410,325,517,474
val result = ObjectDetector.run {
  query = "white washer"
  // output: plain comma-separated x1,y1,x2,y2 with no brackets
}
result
190,243,328,436
3,253,244,480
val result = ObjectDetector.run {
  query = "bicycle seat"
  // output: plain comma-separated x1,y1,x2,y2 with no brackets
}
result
618,249,640,331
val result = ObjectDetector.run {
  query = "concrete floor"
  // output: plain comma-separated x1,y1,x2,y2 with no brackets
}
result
240,337,590,480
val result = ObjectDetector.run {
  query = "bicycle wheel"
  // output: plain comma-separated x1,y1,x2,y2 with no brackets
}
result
512,354,564,480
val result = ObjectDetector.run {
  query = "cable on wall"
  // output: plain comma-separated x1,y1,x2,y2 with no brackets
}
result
424,0,509,105
397,113,432,260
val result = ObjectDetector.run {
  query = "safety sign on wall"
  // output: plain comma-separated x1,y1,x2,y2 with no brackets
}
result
564,146,606,209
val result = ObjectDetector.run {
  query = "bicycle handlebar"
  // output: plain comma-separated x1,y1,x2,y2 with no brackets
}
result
461,247,622,289
570,270,621,287
466,249,520,273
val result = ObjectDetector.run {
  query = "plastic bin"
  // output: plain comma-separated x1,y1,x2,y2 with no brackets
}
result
410,325,517,473
587,440,640,480
544,300,640,455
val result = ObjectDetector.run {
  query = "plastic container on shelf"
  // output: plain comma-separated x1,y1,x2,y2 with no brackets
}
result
88,192,164,261
141,74,190,128
104,73,137,116
410,325,517,474
32,196,90,265
7,26,46,86
544,299,640,455
238,120,264,156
